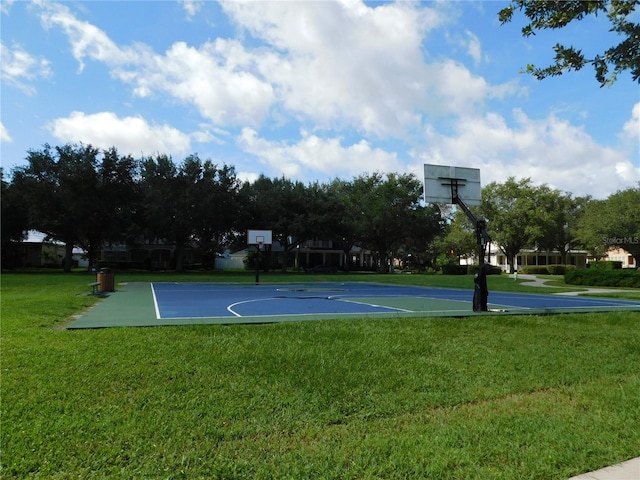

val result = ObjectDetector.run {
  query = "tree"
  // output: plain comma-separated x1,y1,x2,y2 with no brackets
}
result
499,0,640,86
352,172,426,272
1,169,29,268
187,158,243,268
77,147,138,269
324,179,362,272
139,154,195,272
398,204,444,272
604,187,640,263
535,191,588,264
244,175,322,272
12,143,103,272
575,199,610,259
439,210,477,265
578,186,640,263
481,177,542,273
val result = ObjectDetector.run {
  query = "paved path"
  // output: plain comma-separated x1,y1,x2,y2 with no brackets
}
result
515,274,638,296
569,456,640,479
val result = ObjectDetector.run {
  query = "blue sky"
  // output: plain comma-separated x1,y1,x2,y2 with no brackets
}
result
1,0,638,199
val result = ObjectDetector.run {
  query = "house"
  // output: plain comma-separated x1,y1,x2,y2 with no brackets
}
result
5,231,88,269
461,244,588,272
98,237,376,271
218,239,376,271
599,247,637,269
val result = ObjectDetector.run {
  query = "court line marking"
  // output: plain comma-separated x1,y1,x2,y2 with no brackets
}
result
150,283,161,320
227,298,282,317
152,283,640,320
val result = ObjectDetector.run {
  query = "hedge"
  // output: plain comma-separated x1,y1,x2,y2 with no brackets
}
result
466,264,502,275
564,268,640,288
441,264,468,275
520,265,576,275
588,261,623,270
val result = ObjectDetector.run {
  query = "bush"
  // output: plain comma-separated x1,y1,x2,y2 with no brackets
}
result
546,264,577,275
520,265,577,275
441,264,468,275
466,264,502,275
564,268,640,288
521,266,549,275
588,261,623,270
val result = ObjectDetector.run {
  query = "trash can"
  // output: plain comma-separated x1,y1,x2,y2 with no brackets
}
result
97,268,115,293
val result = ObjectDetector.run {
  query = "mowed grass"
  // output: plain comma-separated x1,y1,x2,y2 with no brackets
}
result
2,272,639,479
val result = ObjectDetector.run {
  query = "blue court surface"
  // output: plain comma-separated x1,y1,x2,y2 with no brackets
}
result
69,281,640,328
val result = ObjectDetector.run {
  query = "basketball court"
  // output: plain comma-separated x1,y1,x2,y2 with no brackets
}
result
68,164,639,329
67,281,640,329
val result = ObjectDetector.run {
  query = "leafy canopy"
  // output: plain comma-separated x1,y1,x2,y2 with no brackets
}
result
499,0,640,86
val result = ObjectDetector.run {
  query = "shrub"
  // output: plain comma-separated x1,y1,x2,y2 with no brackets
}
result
521,266,549,275
546,264,577,275
564,268,640,288
466,264,502,275
588,261,623,270
441,264,468,275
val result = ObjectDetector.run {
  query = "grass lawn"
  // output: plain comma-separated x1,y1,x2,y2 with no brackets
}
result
2,271,639,479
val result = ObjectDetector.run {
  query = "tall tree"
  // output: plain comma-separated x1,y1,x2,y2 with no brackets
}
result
481,177,541,273
440,210,477,263
399,203,444,271
1,169,29,268
187,158,243,268
324,179,360,272
77,147,138,269
352,172,425,272
245,175,326,272
575,199,610,259
601,186,640,263
578,186,640,263
139,154,195,272
12,143,101,272
535,190,588,264
499,0,640,86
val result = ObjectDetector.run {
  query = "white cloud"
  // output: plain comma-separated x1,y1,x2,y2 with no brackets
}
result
179,0,202,19
237,128,402,180
34,1,524,138
0,0,14,15
621,102,640,142
223,0,443,136
1,42,52,95
1,122,13,143
37,2,137,72
121,39,275,126
419,109,639,199
465,30,482,64
47,111,191,157
36,2,275,127
620,102,640,175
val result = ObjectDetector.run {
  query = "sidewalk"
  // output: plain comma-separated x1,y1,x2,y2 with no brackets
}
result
569,456,640,479
515,274,638,296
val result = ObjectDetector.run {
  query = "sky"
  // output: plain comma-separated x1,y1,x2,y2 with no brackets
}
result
1,0,638,200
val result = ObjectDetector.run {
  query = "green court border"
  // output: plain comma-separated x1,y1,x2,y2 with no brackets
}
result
67,281,640,329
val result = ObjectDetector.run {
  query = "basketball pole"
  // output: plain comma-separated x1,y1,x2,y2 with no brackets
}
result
447,179,492,312
255,242,262,285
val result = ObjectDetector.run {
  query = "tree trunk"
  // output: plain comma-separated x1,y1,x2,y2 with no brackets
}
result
63,241,74,273
174,243,184,272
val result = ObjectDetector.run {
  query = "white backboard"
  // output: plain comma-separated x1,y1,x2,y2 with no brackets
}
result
247,229,273,245
424,164,482,206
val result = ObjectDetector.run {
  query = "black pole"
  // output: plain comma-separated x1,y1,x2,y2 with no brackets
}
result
450,187,491,312
255,244,260,285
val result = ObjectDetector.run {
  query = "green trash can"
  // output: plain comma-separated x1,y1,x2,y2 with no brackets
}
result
97,268,115,293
